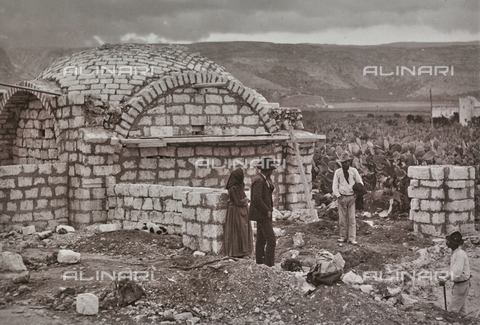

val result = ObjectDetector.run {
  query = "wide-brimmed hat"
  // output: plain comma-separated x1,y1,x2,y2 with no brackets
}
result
255,157,278,170
337,152,353,163
446,231,464,246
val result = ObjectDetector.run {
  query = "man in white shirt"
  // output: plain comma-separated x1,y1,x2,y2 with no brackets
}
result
439,231,471,314
332,152,363,245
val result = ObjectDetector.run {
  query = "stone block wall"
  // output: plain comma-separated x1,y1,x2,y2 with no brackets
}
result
107,183,228,254
108,183,184,235
0,163,68,231
13,98,58,164
408,165,476,236
129,87,267,138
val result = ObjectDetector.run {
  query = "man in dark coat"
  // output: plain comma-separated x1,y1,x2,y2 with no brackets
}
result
249,157,277,267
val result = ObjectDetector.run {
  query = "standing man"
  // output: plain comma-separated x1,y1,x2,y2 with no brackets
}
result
249,157,277,267
439,231,471,314
332,152,363,245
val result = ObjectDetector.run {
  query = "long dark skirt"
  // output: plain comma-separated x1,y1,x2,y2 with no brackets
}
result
224,204,253,257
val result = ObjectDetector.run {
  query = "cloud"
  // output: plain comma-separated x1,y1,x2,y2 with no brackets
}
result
0,0,478,48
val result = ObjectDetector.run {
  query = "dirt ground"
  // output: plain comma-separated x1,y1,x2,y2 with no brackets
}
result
1,207,479,325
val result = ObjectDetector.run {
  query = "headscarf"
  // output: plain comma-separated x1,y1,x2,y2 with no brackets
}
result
226,167,245,190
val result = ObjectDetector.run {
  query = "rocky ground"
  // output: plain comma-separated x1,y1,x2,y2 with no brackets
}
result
0,206,479,325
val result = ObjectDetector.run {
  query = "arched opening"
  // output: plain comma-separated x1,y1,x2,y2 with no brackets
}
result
0,91,58,166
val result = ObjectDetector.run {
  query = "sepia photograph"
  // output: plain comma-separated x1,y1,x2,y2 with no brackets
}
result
0,1,479,324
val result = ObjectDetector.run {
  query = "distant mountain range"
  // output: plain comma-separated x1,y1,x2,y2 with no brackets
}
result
1,41,479,105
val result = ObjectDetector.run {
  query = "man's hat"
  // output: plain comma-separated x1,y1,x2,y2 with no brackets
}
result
446,231,464,246
255,157,278,170
337,152,353,163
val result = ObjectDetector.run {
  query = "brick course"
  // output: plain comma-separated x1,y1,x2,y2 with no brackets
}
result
408,165,476,236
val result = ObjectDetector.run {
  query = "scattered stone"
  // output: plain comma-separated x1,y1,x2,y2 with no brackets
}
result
288,273,315,293
470,237,480,245
385,297,398,307
22,226,36,236
98,224,118,233
76,293,99,315
17,285,31,294
272,208,284,221
37,231,52,240
0,251,27,272
359,284,374,294
57,250,81,264
273,228,286,237
292,232,305,247
387,286,402,296
174,312,193,321
186,317,200,325
193,251,205,257
56,225,75,234
401,293,418,306
12,273,30,284
342,271,364,285
163,310,175,321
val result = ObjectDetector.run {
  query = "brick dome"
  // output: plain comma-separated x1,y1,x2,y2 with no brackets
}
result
37,44,235,104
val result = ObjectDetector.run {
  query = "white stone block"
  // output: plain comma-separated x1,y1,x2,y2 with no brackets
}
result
420,200,442,212
98,224,118,233
410,210,431,223
58,249,81,264
76,293,98,315
56,225,75,233
407,166,431,179
22,225,36,236
430,166,445,180
407,186,430,199
0,252,27,272
446,166,470,180
37,230,53,240
342,271,364,285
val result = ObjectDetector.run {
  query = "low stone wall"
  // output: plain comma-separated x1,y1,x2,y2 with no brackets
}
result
181,187,228,254
108,184,228,254
408,165,476,236
0,163,68,231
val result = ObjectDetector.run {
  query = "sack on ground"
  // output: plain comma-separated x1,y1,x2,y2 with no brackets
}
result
307,250,345,286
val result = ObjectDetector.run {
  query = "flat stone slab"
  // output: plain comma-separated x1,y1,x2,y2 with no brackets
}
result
0,252,27,272
98,224,118,233
57,250,80,264
76,293,98,315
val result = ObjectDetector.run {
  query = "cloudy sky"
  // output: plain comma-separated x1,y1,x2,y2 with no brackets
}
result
0,0,479,48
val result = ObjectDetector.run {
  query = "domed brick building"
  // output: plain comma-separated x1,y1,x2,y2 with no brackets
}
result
0,44,323,253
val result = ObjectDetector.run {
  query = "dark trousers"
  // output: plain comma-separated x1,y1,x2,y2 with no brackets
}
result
255,218,276,266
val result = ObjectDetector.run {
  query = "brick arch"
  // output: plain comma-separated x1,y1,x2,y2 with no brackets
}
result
113,72,279,139
0,82,60,165
0,81,56,114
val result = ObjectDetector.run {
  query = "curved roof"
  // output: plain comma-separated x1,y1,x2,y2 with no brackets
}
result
36,43,235,103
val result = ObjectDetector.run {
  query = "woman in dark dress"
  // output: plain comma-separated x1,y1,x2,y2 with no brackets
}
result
224,167,253,257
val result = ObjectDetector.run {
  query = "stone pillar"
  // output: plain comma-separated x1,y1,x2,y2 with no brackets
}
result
283,141,315,210
408,165,476,237
182,188,228,254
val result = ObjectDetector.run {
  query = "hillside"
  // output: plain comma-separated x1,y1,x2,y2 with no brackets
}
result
1,42,479,104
